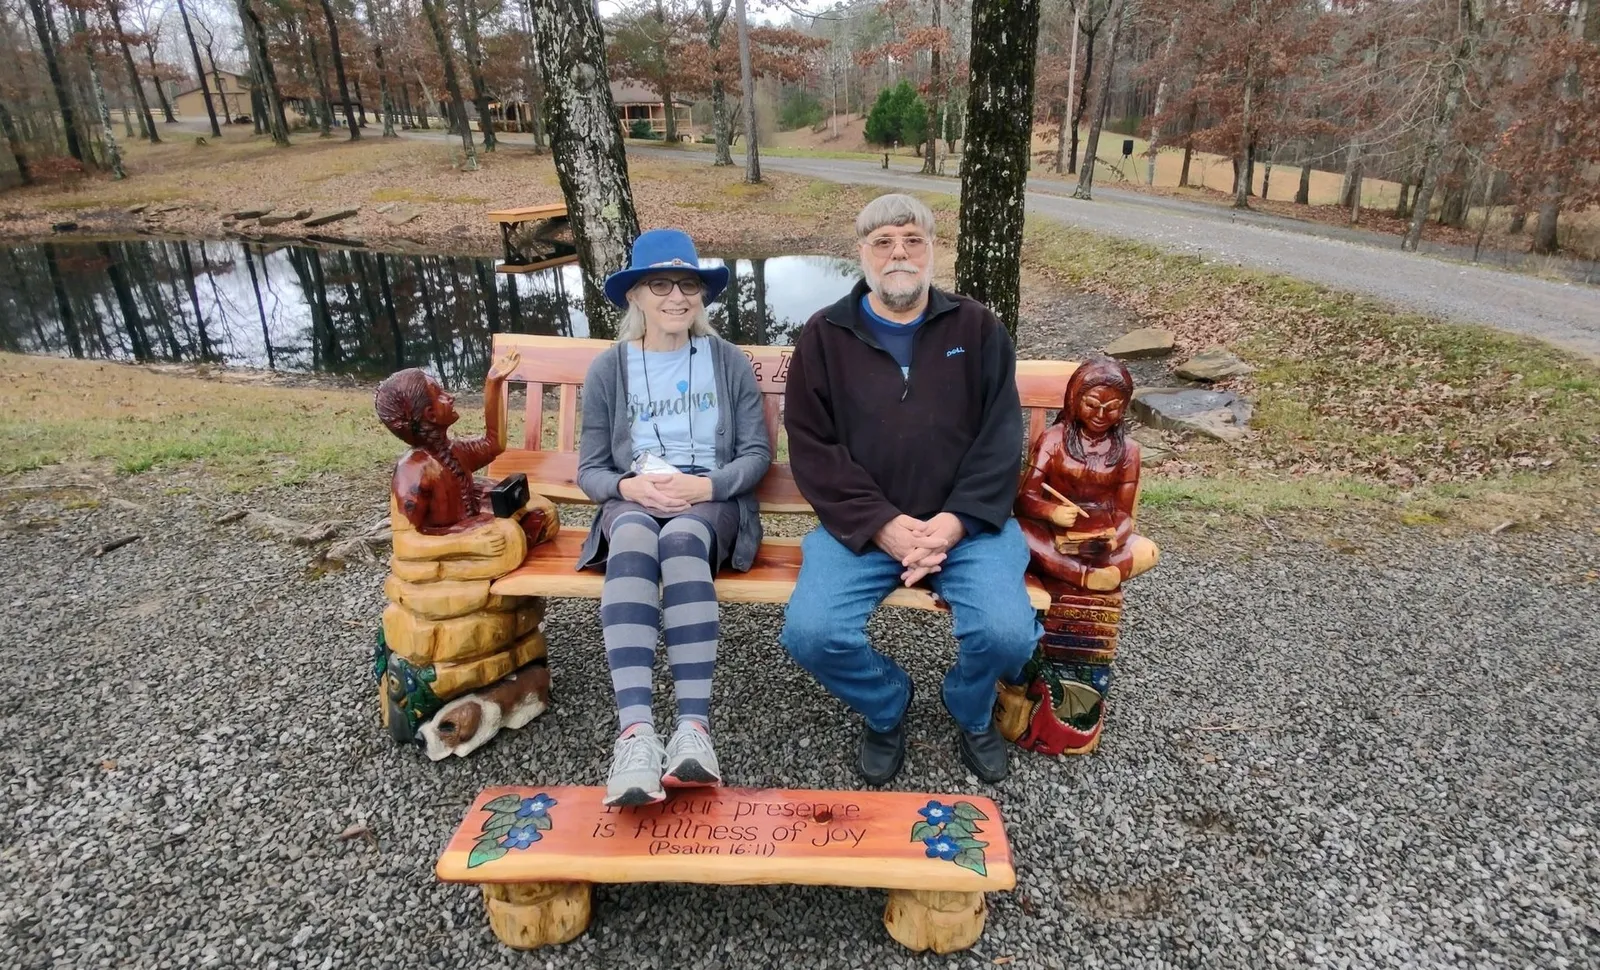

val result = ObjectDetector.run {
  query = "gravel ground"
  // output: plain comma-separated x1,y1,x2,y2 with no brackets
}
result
670,150,1600,361
3,484,1598,970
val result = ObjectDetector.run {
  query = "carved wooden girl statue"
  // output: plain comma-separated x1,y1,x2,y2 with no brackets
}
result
1015,356,1159,592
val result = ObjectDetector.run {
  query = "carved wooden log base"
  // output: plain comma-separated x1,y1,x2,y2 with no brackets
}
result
481,881,592,949
883,889,987,954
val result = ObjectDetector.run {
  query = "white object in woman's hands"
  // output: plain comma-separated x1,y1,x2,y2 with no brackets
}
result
631,451,679,476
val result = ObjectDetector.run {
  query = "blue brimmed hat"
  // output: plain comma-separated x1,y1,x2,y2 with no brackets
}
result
602,228,729,308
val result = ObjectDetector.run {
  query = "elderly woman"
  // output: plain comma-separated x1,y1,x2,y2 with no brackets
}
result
576,228,772,807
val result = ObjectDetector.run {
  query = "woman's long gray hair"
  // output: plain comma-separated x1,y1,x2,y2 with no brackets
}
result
616,284,720,343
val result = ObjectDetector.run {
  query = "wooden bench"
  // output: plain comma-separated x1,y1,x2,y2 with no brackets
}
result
436,785,1014,953
487,204,577,274
486,333,1077,611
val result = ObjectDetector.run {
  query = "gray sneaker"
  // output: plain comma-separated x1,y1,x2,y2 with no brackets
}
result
663,721,722,787
605,725,666,806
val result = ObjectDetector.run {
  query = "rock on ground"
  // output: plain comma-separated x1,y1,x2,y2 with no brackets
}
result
1132,388,1253,443
2,485,1598,970
1174,347,1254,382
1104,328,1177,360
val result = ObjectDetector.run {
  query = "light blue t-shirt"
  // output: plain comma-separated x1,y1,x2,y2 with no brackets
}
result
625,336,721,472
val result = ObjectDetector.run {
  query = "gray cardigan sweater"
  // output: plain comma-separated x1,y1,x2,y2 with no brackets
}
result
575,334,772,572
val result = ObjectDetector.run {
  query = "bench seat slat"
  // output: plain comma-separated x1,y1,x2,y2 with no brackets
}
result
435,785,1016,892
489,528,1051,610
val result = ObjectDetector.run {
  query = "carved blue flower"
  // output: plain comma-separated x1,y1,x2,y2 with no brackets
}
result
923,835,960,861
501,823,542,850
517,794,557,818
918,800,955,824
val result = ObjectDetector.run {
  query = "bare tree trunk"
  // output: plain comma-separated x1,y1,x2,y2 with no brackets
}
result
74,8,126,179
520,0,548,150
956,0,1042,335
455,0,497,150
108,0,159,143
240,0,291,145
654,0,678,143
1073,0,1127,201
0,99,31,183
1392,177,1411,218
26,0,86,162
1146,17,1178,185
705,0,734,165
921,0,942,175
1232,27,1256,210
145,43,176,122
308,32,335,136
1531,0,1589,254
176,0,220,137
367,0,398,137
420,0,476,168
735,0,759,183
1068,23,1095,175
1055,3,1078,174
1179,101,1197,187
317,0,361,138
1404,0,1484,251
529,0,642,332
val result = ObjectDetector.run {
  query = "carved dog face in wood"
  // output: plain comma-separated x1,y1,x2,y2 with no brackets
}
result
417,659,552,760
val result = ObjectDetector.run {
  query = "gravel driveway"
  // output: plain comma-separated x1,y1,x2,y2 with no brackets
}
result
3,487,1597,970
644,150,1600,361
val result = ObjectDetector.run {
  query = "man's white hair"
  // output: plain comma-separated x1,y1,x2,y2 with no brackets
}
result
855,194,936,239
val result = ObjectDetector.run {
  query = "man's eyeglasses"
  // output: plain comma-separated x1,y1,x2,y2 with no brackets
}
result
865,234,929,256
643,277,704,297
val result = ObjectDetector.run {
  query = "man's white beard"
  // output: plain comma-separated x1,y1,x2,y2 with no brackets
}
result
868,261,929,312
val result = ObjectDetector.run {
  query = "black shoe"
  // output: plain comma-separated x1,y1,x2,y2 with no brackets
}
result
942,690,1010,783
859,678,915,786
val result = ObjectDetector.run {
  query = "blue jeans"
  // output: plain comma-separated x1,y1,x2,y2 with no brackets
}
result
780,519,1043,734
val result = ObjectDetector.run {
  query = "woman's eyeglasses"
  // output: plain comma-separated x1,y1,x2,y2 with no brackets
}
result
866,234,928,255
644,277,704,297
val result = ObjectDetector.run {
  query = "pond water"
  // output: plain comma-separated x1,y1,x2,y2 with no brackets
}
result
0,240,862,387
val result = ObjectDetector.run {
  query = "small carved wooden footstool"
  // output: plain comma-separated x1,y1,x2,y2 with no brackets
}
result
436,786,1016,954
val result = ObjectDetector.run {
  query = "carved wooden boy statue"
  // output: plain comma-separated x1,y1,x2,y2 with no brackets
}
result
996,356,1160,756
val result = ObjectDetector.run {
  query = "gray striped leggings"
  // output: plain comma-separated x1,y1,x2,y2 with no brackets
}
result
600,510,719,733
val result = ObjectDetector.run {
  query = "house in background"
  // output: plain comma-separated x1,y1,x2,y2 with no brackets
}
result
467,83,693,139
173,70,251,122
610,82,693,141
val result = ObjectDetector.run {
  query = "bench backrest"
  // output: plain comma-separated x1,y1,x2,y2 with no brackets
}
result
487,333,1079,514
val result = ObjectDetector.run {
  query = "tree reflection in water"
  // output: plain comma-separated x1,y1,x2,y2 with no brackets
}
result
1,242,861,387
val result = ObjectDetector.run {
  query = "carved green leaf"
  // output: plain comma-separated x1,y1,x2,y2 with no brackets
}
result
483,794,524,814
467,839,509,869
910,821,940,842
529,812,553,832
952,848,987,877
953,801,989,822
955,837,988,851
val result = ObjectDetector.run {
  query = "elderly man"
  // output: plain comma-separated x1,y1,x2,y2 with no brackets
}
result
780,193,1042,784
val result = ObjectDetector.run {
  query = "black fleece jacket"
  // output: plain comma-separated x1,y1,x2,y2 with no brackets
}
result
783,280,1024,554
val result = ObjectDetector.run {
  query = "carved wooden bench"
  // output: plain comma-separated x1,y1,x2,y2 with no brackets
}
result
436,785,1014,953
486,203,576,274
483,333,1075,611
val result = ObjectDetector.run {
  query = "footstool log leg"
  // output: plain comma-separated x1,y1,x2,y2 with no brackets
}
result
883,889,987,954
482,881,592,949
